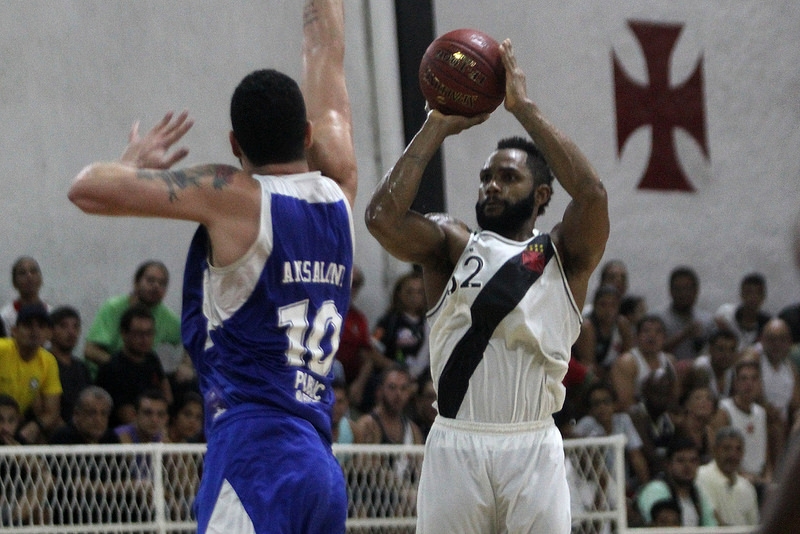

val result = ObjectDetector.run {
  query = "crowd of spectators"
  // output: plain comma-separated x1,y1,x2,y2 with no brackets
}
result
559,259,800,528
1,253,799,529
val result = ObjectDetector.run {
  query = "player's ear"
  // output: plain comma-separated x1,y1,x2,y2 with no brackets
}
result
535,183,553,206
229,131,242,158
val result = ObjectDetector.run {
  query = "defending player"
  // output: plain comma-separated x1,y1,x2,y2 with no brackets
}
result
366,39,608,533
69,1,356,532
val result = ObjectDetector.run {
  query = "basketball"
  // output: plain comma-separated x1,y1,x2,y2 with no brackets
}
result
418,28,506,117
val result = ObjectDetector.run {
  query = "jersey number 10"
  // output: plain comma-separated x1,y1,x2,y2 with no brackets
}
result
278,299,342,376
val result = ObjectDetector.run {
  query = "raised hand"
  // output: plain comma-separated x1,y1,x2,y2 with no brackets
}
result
120,110,194,169
500,39,530,112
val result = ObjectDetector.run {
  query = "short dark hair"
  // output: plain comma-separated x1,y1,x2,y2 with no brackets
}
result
669,266,699,288
134,260,168,284
50,305,81,327
637,314,666,333
231,69,307,166
650,498,681,523
666,434,698,459
136,388,168,410
119,304,154,333
496,136,554,215
708,328,738,346
0,393,20,413
741,272,766,291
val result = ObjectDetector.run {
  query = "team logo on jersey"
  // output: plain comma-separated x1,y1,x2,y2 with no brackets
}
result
521,243,546,274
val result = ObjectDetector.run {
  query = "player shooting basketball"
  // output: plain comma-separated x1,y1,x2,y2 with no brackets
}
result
366,39,609,533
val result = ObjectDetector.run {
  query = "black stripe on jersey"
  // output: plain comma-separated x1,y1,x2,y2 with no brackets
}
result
436,233,555,418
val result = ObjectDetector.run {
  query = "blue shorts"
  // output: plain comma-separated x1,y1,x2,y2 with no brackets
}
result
195,408,346,534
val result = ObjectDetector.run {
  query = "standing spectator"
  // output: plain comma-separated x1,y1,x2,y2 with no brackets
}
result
83,260,184,380
657,266,716,361
582,259,629,317
50,386,119,445
748,318,800,429
0,304,61,443
0,257,51,337
95,305,172,427
610,315,678,410
574,381,650,493
715,272,772,351
48,306,91,423
692,329,739,400
710,360,772,490
635,435,717,527
696,426,760,526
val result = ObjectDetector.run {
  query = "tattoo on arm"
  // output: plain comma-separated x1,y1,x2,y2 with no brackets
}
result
136,165,237,202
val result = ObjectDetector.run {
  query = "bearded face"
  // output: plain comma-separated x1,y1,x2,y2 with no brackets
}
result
475,184,537,235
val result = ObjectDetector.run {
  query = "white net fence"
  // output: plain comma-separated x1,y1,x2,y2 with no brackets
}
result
0,437,628,533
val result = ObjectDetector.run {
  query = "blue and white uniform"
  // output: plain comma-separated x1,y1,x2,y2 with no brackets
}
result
417,230,581,534
182,171,354,534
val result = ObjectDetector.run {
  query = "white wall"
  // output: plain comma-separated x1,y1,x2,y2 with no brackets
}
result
0,1,798,345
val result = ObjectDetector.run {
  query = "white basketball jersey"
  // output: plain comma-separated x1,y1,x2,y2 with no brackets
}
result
427,230,581,423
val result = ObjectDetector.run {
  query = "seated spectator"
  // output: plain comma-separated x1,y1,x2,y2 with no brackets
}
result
696,426,760,526
0,303,61,443
0,256,51,337
572,285,633,380
356,364,423,445
715,273,771,352
635,435,717,527
619,294,647,333
778,301,800,345
610,315,678,411
83,260,184,382
96,305,172,427
656,266,716,361
336,265,381,410
115,389,169,445
0,393,24,444
409,373,437,442
50,386,119,445
692,329,739,400
574,382,650,493
360,271,428,414
710,360,773,492
48,306,91,423
0,394,49,526
583,259,629,317
331,378,362,445
628,368,678,478
649,498,682,527
673,383,717,465
166,391,204,444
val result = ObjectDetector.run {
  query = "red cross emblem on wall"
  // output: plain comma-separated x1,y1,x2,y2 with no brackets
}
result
613,21,708,191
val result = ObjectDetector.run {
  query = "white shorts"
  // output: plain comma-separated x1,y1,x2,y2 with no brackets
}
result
416,416,570,534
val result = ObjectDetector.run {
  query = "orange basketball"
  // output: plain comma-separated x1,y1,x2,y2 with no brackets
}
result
418,28,506,117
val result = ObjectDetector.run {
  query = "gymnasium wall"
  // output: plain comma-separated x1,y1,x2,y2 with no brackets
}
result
0,1,798,337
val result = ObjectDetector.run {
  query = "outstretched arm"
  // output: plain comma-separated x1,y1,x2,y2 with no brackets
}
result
501,39,608,308
301,0,357,208
365,110,486,268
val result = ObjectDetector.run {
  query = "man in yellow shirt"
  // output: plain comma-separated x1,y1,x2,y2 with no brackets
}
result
0,303,62,443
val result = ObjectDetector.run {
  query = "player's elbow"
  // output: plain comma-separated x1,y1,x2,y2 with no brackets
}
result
68,165,106,214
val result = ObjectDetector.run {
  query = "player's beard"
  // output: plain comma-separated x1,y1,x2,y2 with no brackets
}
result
475,186,536,235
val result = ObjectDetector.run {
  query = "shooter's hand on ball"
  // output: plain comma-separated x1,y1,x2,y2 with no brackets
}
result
120,110,194,169
423,105,490,139
500,39,531,113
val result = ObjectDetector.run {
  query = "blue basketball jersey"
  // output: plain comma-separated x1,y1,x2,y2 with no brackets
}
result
182,171,354,443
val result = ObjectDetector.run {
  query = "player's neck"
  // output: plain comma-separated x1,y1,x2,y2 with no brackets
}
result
248,160,309,177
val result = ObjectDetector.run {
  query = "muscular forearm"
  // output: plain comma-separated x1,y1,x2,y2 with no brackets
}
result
509,98,600,200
